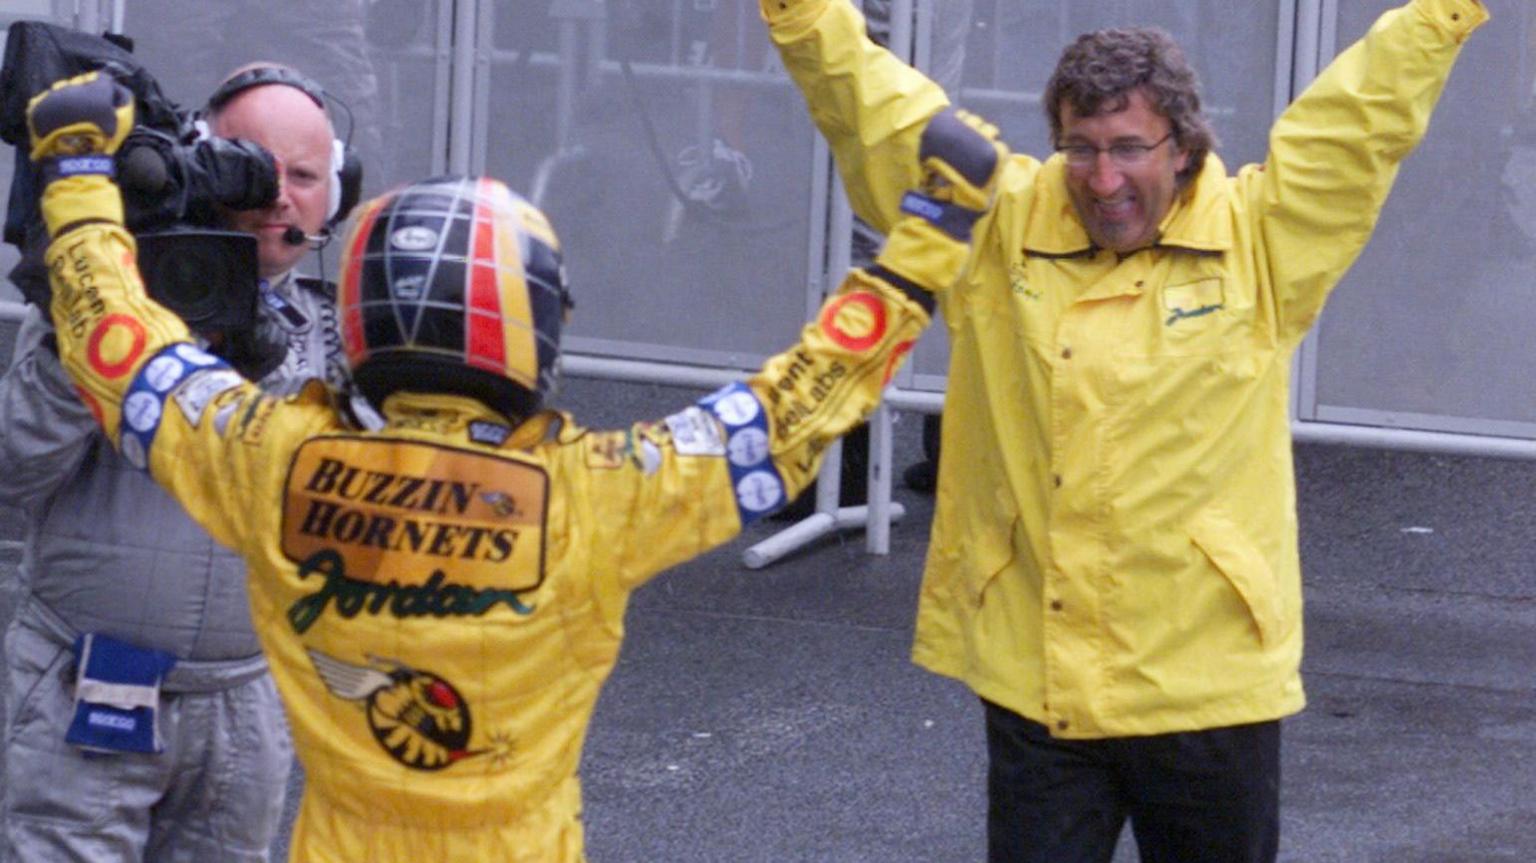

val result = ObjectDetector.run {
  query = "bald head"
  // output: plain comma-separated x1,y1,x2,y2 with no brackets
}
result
211,80,335,278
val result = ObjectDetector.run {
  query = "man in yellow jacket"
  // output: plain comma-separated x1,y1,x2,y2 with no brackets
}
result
23,72,1004,859
762,0,1487,859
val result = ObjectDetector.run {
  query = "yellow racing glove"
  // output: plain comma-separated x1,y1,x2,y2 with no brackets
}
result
26,69,135,236
911,107,1007,222
870,107,1009,300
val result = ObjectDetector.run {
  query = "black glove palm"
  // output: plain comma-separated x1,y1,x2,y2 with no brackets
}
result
899,108,1008,241
25,70,135,237
28,70,134,161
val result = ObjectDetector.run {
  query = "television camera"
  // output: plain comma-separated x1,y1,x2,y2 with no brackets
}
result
0,21,279,339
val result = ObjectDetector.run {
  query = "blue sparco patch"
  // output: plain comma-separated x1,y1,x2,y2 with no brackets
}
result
55,154,114,177
65,633,176,754
468,420,511,447
899,191,944,222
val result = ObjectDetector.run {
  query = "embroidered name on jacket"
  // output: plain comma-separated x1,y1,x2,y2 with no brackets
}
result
1165,303,1223,326
1161,278,1225,327
281,438,548,630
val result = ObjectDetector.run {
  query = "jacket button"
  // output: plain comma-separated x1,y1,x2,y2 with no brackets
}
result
1056,719,1070,732
1050,599,1064,612
1053,474,1062,488
1060,347,1072,360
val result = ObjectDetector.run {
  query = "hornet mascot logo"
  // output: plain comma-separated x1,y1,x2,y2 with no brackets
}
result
308,649,485,770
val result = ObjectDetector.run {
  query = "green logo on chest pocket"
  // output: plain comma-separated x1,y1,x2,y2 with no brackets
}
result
1165,303,1224,326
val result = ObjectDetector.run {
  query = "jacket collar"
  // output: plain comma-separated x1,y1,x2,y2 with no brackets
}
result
381,391,562,450
1021,153,1233,258
383,392,509,433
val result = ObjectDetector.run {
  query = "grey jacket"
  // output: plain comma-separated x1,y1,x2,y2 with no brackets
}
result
0,272,345,678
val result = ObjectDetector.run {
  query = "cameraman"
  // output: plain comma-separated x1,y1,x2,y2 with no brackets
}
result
0,64,350,862
204,62,349,388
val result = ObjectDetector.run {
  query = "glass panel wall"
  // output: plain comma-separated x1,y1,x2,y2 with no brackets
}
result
1309,0,1536,437
476,0,822,369
0,0,74,303
120,0,448,230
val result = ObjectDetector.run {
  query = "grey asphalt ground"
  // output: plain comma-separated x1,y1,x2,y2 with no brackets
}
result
2,371,1534,861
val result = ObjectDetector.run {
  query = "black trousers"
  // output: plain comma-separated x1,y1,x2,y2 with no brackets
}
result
983,700,1280,863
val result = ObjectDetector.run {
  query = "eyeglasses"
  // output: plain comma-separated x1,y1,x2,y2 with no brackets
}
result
1057,132,1174,168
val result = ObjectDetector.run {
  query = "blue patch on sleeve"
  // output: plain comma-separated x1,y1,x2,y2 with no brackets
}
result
55,154,114,177
117,343,231,471
700,382,785,526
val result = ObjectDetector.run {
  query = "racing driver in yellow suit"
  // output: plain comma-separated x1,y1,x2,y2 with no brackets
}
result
24,71,1006,860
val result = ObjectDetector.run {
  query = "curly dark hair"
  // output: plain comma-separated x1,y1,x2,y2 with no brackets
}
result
1043,27,1217,187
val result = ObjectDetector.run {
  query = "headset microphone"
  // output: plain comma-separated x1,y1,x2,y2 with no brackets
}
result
281,226,330,248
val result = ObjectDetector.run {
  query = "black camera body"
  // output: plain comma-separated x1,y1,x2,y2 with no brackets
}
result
0,21,277,333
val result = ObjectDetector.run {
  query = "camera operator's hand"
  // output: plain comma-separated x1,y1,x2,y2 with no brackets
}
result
26,70,135,237
218,140,281,211
27,70,134,161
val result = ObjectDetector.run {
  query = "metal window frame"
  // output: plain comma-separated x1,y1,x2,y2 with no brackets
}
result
1291,0,1328,428
1289,0,1536,457
457,1,835,373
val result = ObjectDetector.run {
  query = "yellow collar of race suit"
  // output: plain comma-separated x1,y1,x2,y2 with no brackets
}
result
381,391,495,422
1019,152,1235,258
379,391,561,449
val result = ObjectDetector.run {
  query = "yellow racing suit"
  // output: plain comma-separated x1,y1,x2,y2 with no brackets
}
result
762,0,1487,737
39,176,961,859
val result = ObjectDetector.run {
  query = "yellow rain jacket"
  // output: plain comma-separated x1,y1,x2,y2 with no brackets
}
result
764,0,1486,737
39,181,958,857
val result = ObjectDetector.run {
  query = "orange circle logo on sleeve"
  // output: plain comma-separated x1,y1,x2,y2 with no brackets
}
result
86,314,148,379
821,292,887,352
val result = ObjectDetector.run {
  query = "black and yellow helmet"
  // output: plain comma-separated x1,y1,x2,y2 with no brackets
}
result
339,176,571,422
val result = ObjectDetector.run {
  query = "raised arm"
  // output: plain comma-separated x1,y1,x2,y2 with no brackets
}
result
1251,0,1486,339
761,0,952,233
29,71,331,553
587,109,1008,591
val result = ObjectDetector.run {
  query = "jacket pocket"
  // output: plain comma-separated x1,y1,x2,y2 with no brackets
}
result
1162,277,1224,316
931,490,1019,605
1188,509,1281,646
1159,277,1226,336
958,514,1019,604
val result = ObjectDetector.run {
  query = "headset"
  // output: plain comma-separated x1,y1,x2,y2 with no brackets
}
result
202,65,363,239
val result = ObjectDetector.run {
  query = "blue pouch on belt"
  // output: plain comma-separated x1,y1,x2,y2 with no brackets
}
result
65,633,177,754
